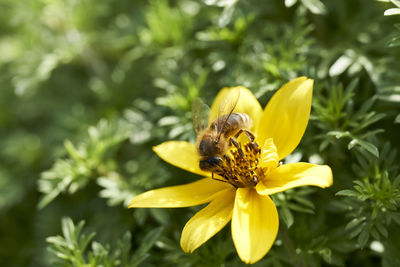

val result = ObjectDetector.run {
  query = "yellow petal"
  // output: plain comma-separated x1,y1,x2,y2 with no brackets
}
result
257,77,313,160
153,141,210,177
181,188,235,253
129,178,231,208
231,188,279,264
256,162,333,195
209,86,263,133
259,138,279,172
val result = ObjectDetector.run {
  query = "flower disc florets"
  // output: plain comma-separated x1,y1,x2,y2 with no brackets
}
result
214,133,266,188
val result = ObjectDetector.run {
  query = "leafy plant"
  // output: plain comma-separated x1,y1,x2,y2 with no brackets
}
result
47,217,163,267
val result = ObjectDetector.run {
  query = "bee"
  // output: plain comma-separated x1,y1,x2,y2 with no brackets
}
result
192,91,255,173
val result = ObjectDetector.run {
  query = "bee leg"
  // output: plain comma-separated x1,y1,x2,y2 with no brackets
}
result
235,129,259,152
229,137,244,157
211,172,229,184
234,129,256,143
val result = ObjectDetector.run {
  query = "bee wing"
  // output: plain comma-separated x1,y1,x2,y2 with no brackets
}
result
215,90,240,139
192,97,210,135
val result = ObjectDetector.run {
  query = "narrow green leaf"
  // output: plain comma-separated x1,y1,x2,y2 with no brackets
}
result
390,0,400,8
346,218,365,230
281,206,294,228
395,114,400,123
348,139,379,158
285,0,298,7
358,227,370,247
133,226,163,263
302,0,327,14
336,189,359,198
387,35,400,47
384,8,400,15
376,222,389,238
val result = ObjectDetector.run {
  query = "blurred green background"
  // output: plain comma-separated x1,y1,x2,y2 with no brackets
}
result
1,0,400,266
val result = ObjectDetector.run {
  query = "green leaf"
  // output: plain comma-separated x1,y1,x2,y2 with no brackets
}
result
395,114,400,123
336,189,359,198
132,226,164,266
385,8,400,15
390,0,400,8
387,36,400,47
358,227,370,247
301,0,327,14
376,222,389,238
285,0,298,7
329,54,353,76
350,224,364,238
346,217,365,230
348,139,379,158
280,205,294,228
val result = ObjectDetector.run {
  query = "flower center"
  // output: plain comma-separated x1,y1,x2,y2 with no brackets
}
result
214,134,265,188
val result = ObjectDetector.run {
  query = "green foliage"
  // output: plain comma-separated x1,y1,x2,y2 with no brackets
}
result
313,79,385,157
383,0,400,46
38,118,133,209
336,143,400,248
272,188,316,228
1,0,400,266
47,217,163,267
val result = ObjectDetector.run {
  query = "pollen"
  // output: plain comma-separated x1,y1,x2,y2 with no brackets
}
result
214,136,265,188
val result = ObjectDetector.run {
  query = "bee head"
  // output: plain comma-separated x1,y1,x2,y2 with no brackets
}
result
198,132,228,157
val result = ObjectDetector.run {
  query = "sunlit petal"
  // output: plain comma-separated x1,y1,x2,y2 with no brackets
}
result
257,77,313,160
256,162,333,195
209,86,263,133
259,138,279,172
129,178,231,208
232,188,279,264
181,188,235,253
153,141,210,176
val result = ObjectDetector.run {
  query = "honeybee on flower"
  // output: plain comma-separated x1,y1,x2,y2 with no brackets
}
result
129,77,333,264
192,92,260,187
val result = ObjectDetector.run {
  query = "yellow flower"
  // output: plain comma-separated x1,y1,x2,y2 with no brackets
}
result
129,77,333,264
